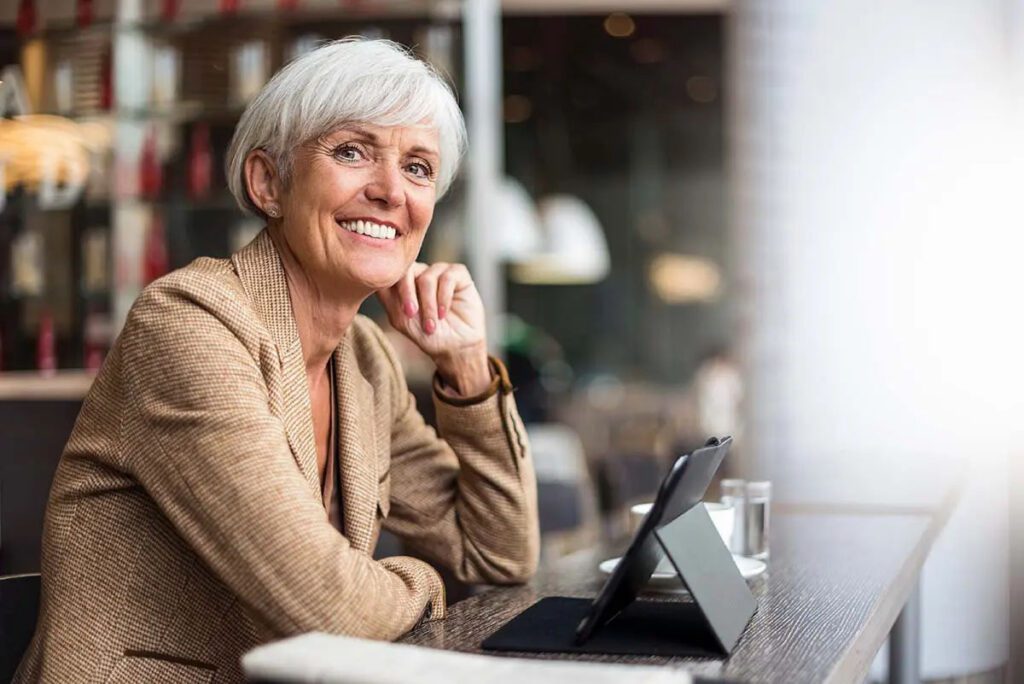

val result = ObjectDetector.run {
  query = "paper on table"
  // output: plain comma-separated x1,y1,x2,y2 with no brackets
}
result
242,632,691,684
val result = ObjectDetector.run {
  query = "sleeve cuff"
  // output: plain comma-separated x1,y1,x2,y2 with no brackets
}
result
433,356,513,407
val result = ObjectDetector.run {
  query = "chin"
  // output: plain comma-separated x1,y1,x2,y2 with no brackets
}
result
350,267,406,292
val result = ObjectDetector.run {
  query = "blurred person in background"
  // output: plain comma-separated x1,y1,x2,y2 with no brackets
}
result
16,39,538,683
693,345,743,473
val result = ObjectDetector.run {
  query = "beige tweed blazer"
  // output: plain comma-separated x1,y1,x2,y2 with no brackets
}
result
15,230,539,683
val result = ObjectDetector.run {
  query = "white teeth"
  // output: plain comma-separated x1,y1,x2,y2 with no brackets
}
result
338,220,398,240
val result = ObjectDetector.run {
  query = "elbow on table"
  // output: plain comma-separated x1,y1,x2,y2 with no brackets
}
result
498,554,539,585
466,532,540,585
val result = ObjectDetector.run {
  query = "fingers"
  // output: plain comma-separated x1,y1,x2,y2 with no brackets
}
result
415,263,450,335
395,262,428,318
384,262,472,337
436,264,469,321
377,262,425,331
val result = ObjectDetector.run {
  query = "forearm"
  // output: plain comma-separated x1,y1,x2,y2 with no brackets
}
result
387,386,540,585
440,391,540,583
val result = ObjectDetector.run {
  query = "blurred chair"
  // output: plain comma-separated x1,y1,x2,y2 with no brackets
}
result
0,573,40,682
527,423,600,559
0,398,81,575
599,452,670,539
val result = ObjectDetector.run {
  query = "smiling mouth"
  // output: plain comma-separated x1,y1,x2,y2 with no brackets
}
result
336,219,399,241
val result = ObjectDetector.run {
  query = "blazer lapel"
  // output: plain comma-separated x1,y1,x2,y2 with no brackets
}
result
277,339,321,496
333,336,379,554
231,230,320,497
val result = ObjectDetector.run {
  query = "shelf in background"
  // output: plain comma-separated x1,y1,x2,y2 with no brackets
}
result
8,0,456,41
0,370,94,401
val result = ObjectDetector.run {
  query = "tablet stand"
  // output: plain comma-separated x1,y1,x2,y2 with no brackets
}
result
654,501,758,653
481,503,758,657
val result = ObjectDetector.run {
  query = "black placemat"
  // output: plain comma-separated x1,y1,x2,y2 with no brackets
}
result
481,596,724,658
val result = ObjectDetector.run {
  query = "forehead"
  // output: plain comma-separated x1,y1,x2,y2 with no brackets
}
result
323,122,440,156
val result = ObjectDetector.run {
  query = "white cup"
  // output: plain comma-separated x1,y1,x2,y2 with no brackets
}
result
630,502,735,547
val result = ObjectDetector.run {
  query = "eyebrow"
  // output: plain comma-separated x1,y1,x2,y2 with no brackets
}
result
337,125,440,161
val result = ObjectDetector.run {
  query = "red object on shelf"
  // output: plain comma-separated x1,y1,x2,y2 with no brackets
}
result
37,309,57,375
84,346,104,373
76,0,94,27
140,128,163,199
161,0,180,21
83,310,106,372
188,123,213,199
143,215,169,286
100,48,114,111
220,0,241,14
16,0,36,37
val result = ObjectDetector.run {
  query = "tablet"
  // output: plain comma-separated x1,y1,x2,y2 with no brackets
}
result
573,436,733,645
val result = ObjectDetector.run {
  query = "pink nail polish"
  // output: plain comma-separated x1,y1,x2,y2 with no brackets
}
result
404,301,417,317
438,305,446,320
425,318,436,334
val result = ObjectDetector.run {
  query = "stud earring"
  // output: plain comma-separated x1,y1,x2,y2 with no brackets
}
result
266,204,280,218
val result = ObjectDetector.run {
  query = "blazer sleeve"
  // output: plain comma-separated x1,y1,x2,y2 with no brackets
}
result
369,325,540,584
119,280,444,641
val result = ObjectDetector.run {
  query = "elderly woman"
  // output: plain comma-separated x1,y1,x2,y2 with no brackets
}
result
16,39,538,683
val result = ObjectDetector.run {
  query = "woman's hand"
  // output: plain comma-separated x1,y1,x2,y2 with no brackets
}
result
377,262,492,396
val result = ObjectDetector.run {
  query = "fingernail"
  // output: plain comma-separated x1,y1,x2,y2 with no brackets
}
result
424,318,436,335
404,301,417,317
438,305,446,320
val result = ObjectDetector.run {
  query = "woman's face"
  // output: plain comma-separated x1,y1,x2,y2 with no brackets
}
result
276,122,440,296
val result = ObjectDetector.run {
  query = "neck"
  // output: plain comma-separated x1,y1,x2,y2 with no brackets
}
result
268,225,365,376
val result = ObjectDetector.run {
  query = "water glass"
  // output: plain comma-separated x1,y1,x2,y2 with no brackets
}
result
720,478,747,555
744,481,771,559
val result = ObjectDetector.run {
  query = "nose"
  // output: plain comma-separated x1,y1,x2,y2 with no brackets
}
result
364,163,405,208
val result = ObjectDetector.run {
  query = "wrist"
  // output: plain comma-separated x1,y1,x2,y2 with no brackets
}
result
434,344,491,397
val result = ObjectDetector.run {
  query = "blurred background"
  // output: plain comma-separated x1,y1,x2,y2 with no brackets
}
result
0,1,1022,682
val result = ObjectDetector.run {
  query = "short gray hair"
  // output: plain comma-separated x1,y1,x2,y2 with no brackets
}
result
226,37,466,217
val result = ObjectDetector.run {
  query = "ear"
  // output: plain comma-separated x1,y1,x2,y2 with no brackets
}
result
243,149,283,217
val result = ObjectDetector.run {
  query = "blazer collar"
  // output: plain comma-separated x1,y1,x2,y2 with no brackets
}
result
232,230,380,553
231,229,300,353
232,230,320,495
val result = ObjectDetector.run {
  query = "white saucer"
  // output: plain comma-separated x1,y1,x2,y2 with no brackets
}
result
598,554,766,593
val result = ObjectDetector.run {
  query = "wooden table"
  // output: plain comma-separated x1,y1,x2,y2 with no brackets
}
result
399,494,960,683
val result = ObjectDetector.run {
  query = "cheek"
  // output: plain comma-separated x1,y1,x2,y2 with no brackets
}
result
297,160,362,206
409,191,436,232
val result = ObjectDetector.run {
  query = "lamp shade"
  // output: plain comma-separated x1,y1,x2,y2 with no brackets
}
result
497,177,544,260
426,177,544,264
512,194,610,284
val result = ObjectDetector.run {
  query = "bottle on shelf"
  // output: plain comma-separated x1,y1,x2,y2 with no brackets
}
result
83,308,111,373
76,0,94,28
161,0,180,22
140,127,162,199
143,214,168,285
16,0,36,38
188,123,212,200
100,46,113,111
36,308,56,376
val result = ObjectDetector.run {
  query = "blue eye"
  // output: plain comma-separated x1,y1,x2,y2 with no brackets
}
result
407,162,433,179
334,145,363,161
